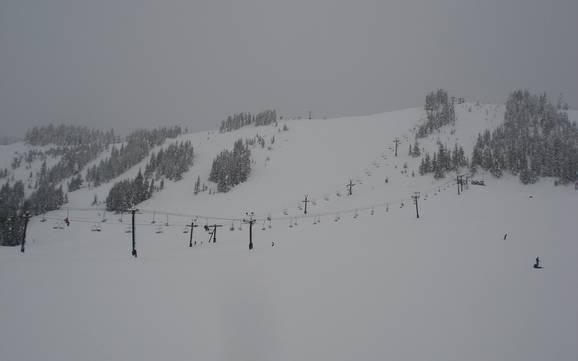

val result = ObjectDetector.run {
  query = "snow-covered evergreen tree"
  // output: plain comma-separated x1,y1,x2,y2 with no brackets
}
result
209,139,252,192
417,89,456,138
471,90,578,184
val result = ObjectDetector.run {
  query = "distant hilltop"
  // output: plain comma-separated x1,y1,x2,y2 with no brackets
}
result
0,136,20,145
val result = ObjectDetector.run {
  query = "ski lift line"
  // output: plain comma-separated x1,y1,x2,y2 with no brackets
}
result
137,208,241,222
30,176,462,225
267,197,404,222
29,178,461,227
259,176,458,220
41,215,192,228
262,178,458,222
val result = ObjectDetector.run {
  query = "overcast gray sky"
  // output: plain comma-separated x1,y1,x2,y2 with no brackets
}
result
1,0,577,137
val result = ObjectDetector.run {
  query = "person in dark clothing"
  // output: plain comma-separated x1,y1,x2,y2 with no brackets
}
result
503,233,507,240
533,257,542,269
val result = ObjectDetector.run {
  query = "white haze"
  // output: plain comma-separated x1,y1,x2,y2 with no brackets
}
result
1,0,577,137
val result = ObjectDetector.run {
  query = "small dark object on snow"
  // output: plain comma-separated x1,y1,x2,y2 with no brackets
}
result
64,217,70,227
533,257,542,269
529,195,533,198
503,233,507,240
272,242,275,247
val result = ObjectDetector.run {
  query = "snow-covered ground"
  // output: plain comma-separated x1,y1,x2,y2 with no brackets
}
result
1,105,577,361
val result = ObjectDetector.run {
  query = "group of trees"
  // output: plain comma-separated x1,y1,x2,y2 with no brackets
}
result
0,181,26,246
25,183,65,216
25,124,118,146
144,141,194,181
25,161,66,215
106,139,193,211
419,143,468,178
471,90,578,184
209,139,251,192
408,139,421,158
193,176,208,195
24,149,45,163
67,174,83,192
0,167,66,246
1,125,185,245
11,156,22,170
417,89,456,138
254,110,277,126
219,110,277,133
86,127,183,186
48,143,105,186
105,170,155,212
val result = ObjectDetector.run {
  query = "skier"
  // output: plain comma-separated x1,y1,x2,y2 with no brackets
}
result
64,217,70,227
503,233,507,240
533,257,542,269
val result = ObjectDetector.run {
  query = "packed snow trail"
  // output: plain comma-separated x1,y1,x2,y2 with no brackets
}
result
2,177,578,361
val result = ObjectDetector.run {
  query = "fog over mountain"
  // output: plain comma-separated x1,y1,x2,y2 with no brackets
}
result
1,0,577,137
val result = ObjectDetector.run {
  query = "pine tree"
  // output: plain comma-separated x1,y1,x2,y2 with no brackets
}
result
412,139,421,157
194,176,201,195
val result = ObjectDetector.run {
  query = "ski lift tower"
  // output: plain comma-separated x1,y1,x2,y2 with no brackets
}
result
243,212,256,250
130,208,139,258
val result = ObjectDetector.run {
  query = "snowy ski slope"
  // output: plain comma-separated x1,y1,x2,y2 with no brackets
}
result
1,104,577,361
